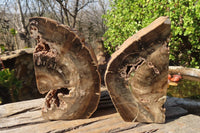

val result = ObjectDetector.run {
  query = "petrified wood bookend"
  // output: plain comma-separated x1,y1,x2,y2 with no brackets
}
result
105,16,171,123
29,17,101,120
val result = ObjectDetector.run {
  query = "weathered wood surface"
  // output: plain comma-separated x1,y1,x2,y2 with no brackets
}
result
1,90,200,133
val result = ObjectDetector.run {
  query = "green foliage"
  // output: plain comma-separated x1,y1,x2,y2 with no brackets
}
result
9,28,18,49
0,68,22,102
0,44,6,54
10,28,18,36
103,0,200,68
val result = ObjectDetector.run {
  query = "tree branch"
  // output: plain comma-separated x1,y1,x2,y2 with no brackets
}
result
46,0,61,21
78,0,94,12
56,0,74,17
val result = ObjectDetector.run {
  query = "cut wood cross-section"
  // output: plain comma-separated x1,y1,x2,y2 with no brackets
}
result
105,16,171,123
29,17,101,120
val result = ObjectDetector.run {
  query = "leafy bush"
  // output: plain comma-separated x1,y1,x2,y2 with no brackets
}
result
103,0,200,68
0,68,22,103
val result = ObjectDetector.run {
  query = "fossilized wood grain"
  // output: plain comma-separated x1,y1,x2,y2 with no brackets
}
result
105,16,171,123
29,17,101,120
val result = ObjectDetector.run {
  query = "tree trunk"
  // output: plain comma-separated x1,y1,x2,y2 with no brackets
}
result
17,0,31,48
72,0,79,28
105,16,171,123
29,17,101,120
17,0,26,33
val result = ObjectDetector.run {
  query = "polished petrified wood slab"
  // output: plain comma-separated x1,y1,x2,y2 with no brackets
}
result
105,16,171,123
29,17,101,120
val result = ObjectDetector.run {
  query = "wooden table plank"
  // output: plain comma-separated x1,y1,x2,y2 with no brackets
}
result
0,91,200,133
